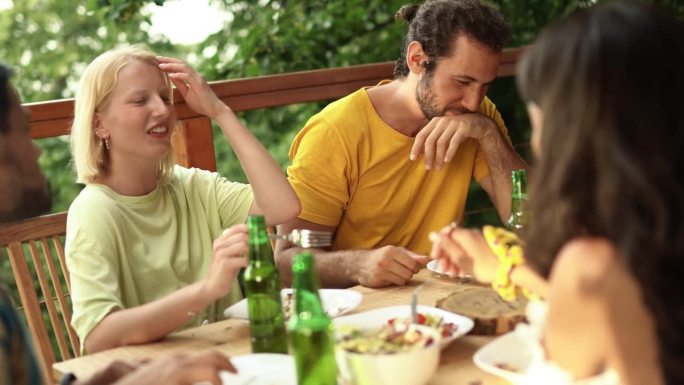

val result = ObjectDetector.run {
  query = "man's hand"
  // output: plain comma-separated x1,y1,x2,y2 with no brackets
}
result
74,360,138,385
111,351,236,385
410,114,496,171
355,246,430,287
275,218,430,288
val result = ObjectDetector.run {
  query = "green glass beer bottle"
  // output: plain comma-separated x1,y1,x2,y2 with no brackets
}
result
506,169,531,236
289,251,337,385
243,215,288,354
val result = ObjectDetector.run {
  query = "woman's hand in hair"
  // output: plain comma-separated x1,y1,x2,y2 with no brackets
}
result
157,56,228,120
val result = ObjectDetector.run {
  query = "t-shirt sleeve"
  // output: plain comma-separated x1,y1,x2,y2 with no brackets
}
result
66,207,123,354
214,175,253,228
286,114,351,227
473,97,512,182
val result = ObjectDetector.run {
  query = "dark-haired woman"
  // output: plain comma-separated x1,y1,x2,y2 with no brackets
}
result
430,2,684,384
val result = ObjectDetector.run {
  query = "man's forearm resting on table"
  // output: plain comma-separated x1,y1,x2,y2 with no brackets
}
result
276,246,367,288
85,281,214,353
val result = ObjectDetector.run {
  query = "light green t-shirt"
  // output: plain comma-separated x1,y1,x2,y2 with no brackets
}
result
66,166,253,351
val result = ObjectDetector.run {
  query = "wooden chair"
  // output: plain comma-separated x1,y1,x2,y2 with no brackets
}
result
0,212,78,382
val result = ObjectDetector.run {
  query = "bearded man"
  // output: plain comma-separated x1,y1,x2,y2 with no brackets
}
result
276,0,527,288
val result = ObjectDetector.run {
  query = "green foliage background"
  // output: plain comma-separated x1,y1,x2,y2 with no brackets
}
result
2,0,682,217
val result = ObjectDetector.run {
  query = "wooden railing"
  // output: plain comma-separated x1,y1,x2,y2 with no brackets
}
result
26,46,526,172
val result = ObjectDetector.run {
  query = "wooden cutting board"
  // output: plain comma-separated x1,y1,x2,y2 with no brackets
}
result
436,286,527,335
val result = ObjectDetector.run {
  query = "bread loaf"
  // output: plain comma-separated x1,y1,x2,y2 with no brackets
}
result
436,286,526,335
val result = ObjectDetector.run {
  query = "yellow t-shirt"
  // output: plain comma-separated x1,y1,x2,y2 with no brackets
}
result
66,166,253,352
287,85,509,255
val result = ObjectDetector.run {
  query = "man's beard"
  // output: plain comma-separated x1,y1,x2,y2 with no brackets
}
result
0,179,51,223
416,71,472,120
415,71,442,120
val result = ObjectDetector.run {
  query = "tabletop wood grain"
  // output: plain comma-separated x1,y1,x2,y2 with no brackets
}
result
53,269,510,385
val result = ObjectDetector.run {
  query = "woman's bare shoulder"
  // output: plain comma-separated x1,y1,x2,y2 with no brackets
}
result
545,237,661,384
541,238,624,376
550,237,623,292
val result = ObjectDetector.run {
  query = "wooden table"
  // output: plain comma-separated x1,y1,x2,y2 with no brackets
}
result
54,270,509,385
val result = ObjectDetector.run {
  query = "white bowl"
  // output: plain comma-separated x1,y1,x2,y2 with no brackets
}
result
333,305,474,349
473,330,530,384
335,324,441,385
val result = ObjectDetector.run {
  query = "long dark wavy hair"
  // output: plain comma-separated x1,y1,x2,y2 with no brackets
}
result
393,0,509,78
518,2,684,383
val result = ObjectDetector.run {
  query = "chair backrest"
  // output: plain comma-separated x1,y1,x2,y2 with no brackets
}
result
0,212,78,382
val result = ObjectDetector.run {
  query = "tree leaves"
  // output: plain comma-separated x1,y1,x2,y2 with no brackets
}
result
0,0,175,214
2,0,682,215
87,0,166,22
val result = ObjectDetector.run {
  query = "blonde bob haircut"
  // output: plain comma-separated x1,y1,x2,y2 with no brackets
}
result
70,45,176,185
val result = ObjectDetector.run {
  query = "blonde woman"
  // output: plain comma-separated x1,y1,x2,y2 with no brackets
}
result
66,46,300,353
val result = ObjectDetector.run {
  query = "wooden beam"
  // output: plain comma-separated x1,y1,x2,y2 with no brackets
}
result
26,46,527,140
172,117,217,172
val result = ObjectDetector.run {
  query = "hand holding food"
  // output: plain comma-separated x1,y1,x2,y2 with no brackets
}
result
429,227,499,284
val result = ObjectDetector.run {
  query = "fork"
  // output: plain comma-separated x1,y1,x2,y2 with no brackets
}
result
269,229,333,248
411,283,426,324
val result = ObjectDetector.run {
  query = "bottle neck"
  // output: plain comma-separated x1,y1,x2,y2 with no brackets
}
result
510,171,528,214
248,216,273,264
292,254,326,318
510,195,527,215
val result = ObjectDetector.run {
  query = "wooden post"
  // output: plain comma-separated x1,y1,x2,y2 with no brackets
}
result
172,117,217,172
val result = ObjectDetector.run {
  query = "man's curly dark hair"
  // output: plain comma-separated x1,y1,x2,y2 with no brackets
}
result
394,0,510,78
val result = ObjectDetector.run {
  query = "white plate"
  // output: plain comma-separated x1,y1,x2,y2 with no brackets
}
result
426,259,449,275
333,305,474,349
473,331,531,384
223,289,362,319
219,353,295,385
426,259,473,281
